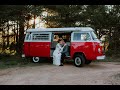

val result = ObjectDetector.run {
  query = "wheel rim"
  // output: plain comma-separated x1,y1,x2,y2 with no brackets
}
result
33,57,39,62
75,57,81,66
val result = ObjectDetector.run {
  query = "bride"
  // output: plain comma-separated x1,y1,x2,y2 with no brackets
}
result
53,39,65,66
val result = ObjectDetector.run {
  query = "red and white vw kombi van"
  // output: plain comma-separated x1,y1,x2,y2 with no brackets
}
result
22,27,105,67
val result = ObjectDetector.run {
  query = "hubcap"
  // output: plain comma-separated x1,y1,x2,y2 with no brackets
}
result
75,57,81,66
33,57,39,62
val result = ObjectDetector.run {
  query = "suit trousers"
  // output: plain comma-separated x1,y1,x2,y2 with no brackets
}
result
61,53,66,64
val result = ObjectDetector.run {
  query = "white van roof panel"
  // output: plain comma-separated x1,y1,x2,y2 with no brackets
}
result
26,27,94,33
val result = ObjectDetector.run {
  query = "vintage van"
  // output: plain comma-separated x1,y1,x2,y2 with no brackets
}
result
22,27,105,67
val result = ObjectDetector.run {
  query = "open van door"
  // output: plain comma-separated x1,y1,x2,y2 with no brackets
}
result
29,32,52,57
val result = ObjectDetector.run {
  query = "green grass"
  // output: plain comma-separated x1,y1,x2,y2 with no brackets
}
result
0,55,52,69
0,55,120,69
0,55,22,69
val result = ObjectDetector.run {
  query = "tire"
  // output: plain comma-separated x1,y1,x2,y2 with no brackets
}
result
74,54,85,67
85,60,92,64
32,57,40,63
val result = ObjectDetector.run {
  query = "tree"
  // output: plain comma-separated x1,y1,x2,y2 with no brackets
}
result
44,5,84,27
0,5,43,54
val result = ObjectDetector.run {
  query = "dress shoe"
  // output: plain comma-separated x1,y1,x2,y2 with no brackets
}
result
59,64,63,66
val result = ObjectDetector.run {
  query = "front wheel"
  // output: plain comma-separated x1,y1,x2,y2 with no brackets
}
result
74,54,85,67
32,57,40,63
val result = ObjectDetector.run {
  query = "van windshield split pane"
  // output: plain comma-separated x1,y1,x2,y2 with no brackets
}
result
25,33,31,40
25,34,29,40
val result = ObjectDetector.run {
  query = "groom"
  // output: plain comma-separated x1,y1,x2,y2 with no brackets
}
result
59,39,69,66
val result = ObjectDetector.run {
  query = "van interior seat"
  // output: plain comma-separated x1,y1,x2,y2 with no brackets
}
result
51,41,58,50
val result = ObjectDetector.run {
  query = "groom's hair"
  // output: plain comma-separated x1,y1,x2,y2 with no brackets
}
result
57,38,62,43
63,39,67,43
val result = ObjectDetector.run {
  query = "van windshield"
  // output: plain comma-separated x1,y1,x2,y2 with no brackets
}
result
91,31,98,40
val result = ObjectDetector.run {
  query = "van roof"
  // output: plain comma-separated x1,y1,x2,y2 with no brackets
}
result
26,27,94,33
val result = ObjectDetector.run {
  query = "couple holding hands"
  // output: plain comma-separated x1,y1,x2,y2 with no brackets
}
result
53,39,69,66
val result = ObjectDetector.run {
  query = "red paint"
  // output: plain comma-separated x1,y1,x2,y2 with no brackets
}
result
23,42,50,57
23,41,104,61
23,42,30,56
94,42,104,57
70,42,104,60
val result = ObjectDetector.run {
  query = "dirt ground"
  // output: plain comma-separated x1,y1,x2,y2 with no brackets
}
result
0,62,120,85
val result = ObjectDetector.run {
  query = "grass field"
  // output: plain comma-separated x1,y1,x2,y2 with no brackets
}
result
0,54,120,69
0,54,55,69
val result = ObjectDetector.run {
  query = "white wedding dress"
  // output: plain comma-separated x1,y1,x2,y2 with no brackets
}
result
53,43,64,66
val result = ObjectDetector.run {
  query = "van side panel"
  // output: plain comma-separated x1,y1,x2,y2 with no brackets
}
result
29,42,50,57
71,42,96,60
71,42,104,60
23,42,30,57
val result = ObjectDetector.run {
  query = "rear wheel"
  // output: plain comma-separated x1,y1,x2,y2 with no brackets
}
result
85,60,92,64
74,54,85,67
32,57,40,63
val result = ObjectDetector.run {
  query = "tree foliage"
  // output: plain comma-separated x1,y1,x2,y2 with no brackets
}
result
0,5,120,56
0,5,43,54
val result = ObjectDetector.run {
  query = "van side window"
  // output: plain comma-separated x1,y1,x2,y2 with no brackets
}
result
73,33,81,41
73,33,91,41
32,33,49,41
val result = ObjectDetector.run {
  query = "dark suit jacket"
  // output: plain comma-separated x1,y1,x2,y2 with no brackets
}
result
61,44,69,56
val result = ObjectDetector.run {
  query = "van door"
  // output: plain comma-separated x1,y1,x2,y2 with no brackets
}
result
71,32,94,60
30,32,52,57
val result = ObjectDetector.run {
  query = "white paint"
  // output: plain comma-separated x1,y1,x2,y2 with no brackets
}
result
21,54,25,58
26,27,94,33
97,55,105,60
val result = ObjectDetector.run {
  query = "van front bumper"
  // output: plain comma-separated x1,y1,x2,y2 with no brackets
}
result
22,54,25,58
97,55,105,60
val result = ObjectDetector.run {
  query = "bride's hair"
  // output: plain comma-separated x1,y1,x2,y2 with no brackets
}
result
63,39,67,43
57,38,63,43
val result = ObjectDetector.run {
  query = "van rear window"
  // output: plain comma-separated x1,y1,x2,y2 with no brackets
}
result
32,33,49,41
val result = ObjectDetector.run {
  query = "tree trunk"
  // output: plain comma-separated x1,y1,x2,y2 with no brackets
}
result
109,28,111,42
113,28,117,54
33,15,36,28
13,21,16,42
16,20,19,53
7,21,9,47
27,20,29,29
18,21,24,54
2,29,5,52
